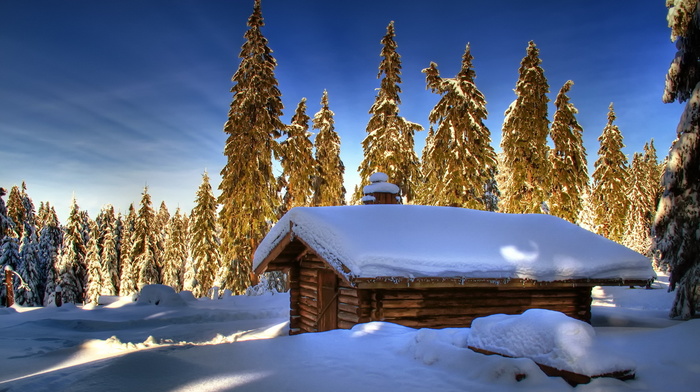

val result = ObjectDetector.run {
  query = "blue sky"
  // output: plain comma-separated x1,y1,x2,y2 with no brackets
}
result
0,0,684,221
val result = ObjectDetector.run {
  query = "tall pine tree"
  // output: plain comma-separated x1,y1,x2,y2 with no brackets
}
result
119,204,138,296
622,152,653,256
653,0,700,319
39,205,62,306
162,208,188,292
420,45,497,209
218,0,283,294
312,90,346,206
190,173,221,297
57,197,87,304
357,21,423,203
549,80,588,223
96,205,120,296
589,103,629,243
84,220,103,305
499,41,551,214
132,187,160,288
280,98,315,213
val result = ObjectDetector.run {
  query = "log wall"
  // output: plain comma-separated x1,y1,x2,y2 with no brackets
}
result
366,286,592,329
285,250,592,335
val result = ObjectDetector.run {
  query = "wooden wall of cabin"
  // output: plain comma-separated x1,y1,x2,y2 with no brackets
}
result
288,254,372,335
367,286,593,329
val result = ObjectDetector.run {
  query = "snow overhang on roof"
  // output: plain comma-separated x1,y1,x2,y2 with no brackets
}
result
253,205,656,285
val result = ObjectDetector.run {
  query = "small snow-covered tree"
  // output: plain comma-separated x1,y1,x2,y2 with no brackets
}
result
119,204,138,296
39,207,62,306
653,0,700,319
96,205,119,296
84,222,103,305
499,41,551,214
218,0,283,294
132,187,160,288
622,153,653,255
162,208,188,291
57,197,87,304
280,98,315,213
312,90,346,206
189,173,221,297
549,81,588,223
589,103,629,243
356,21,423,203
420,45,497,209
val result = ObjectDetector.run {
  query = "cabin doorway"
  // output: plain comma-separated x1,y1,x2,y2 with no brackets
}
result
317,270,338,331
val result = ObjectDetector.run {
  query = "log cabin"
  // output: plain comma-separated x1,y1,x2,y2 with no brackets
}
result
253,176,655,335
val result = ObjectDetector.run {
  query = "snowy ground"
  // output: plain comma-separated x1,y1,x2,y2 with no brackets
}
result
1,274,698,392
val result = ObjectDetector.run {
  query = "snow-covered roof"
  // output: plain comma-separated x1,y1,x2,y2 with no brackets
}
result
253,205,655,283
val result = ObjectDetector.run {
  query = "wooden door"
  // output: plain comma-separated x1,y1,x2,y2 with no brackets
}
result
317,270,338,331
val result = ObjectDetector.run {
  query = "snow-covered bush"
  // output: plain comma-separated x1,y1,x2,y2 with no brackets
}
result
134,284,187,307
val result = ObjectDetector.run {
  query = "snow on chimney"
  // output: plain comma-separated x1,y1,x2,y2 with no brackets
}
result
361,172,402,205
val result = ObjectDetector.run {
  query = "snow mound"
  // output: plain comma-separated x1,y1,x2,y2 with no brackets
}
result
135,285,187,307
467,309,636,376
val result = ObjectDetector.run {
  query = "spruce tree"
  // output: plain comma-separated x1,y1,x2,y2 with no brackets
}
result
589,103,629,243
40,207,62,305
500,41,551,214
549,80,588,223
622,153,653,255
191,172,221,297
57,197,87,304
312,90,346,206
653,0,700,319
15,185,41,306
218,0,283,294
420,45,497,209
357,21,423,203
119,205,138,296
162,208,188,291
643,140,663,217
6,184,25,238
132,187,160,288
0,231,20,307
96,205,119,296
280,98,315,213
84,221,103,305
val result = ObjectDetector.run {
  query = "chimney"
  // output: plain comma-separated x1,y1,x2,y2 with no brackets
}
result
361,172,402,205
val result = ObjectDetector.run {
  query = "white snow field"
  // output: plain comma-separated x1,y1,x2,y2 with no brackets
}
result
1,275,698,392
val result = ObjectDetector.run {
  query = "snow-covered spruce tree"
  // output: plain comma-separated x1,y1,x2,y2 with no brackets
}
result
420,45,497,209
84,222,102,305
57,197,87,304
39,207,62,306
191,172,221,297
653,0,700,319
96,205,119,296
418,126,438,204
161,208,188,291
643,140,663,218
356,21,423,203
0,231,20,306
549,80,588,223
499,41,551,214
6,184,26,238
132,187,161,288
218,0,283,294
312,90,346,206
119,204,138,296
280,97,315,214
15,186,42,306
622,153,653,256
589,103,629,243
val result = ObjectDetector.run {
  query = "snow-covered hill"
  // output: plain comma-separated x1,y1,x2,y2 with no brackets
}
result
0,274,697,392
